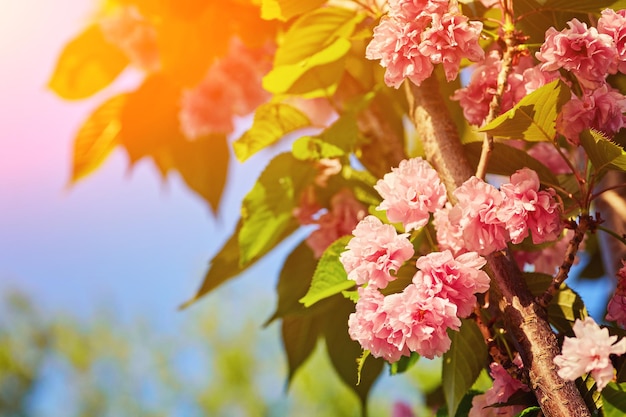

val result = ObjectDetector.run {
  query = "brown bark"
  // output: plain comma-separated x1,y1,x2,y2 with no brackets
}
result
406,77,591,417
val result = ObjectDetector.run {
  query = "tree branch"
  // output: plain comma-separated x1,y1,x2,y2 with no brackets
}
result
406,76,591,417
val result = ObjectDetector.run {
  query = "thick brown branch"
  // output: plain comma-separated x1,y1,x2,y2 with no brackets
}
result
406,77,590,417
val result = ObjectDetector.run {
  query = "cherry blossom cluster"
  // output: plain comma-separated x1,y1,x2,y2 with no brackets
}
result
435,168,562,256
469,355,530,417
344,248,490,361
554,317,626,391
99,5,160,72
178,38,272,138
366,0,484,88
606,261,626,327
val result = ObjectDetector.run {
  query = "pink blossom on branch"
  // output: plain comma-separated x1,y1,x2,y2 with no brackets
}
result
598,8,626,74
339,215,414,289
374,157,447,232
606,261,626,327
554,317,626,391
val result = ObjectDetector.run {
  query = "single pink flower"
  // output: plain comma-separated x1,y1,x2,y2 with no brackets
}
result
554,317,626,391
498,168,562,245
537,19,617,89
375,157,447,232
413,250,490,318
340,215,414,289
521,65,560,95
606,261,626,327
598,9,626,74
366,17,433,88
306,189,367,258
419,13,484,81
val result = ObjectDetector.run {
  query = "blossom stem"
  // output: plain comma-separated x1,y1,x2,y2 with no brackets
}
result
537,214,591,309
406,76,591,417
475,10,516,180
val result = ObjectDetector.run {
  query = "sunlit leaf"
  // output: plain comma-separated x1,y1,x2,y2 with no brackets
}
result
70,94,126,183
480,80,570,142
300,236,354,307
389,352,420,376
239,153,317,266
602,382,626,417
579,130,626,174
282,314,322,385
442,319,488,417
261,0,326,21
324,296,384,408
514,406,542,417
234,103,311,162
49,25,128,99
292,113,360,160
463,142,560,187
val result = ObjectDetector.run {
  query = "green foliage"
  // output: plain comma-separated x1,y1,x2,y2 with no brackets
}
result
390,352,420,376
292,112,361,161
300,236,354,307
442,320,488,417
69,94,126,183
48,25,128,99
514,406,542,417
234,102,311,162
579,130,626,174
261,0,326,21
282,314,322,385
602,382,626,416
239,153,316,266
480,80,570,142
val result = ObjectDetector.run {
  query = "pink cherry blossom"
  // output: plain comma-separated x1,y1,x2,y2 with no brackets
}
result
99,6,160,72
498,168,562,245
527,143,571,175
536,19,617,89
554,317,626,391
557,83,626,144
433,203,466,254
521,65,560,95
392,401,415,417
413,250,490,318
469,355,529,417
306,189,367,258
375,157,447,232
598,9,626,74
419,13,484,81
340,215,414,289
606,261,626,327
513,229,583,275
366,17,434,88
293,186,322,226
388,0,450,21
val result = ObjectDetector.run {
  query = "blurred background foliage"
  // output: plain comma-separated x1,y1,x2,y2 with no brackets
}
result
0,290,445,416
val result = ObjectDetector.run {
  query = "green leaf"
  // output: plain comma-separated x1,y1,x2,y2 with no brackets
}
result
261,0,326,21
170,134,230,213
69,94,126,183
299,236,354,307
263,38,351,97
389,352,420,376
292,113,360,161
233,103,311,162
265,242,319,325
463,142,560,188
442,319,488,417
579,130,626,174
356,350,370,385
602,382,626,417
324,296,385,409
239,153,317,266
480,80,570,142
48,25,128,99
281,314,322,385
524,273,587,335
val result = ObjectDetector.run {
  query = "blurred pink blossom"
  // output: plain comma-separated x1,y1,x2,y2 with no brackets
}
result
527,143,571,175
554,317,626,391
392,401,416,417
606,261,626,327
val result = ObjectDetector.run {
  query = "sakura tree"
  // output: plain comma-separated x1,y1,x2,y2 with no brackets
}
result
50,0,626,415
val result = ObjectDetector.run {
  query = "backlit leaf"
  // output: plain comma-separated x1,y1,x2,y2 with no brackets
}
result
579,130,626,174
324,296,385,409
239,153,317,266
442,319,488,417
480,80,570,142
70,94,126,183
261,0,326,21
602,382,626,417
234,103,311,162
292,112,360,160
49,25,128,99
300,236,354,307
